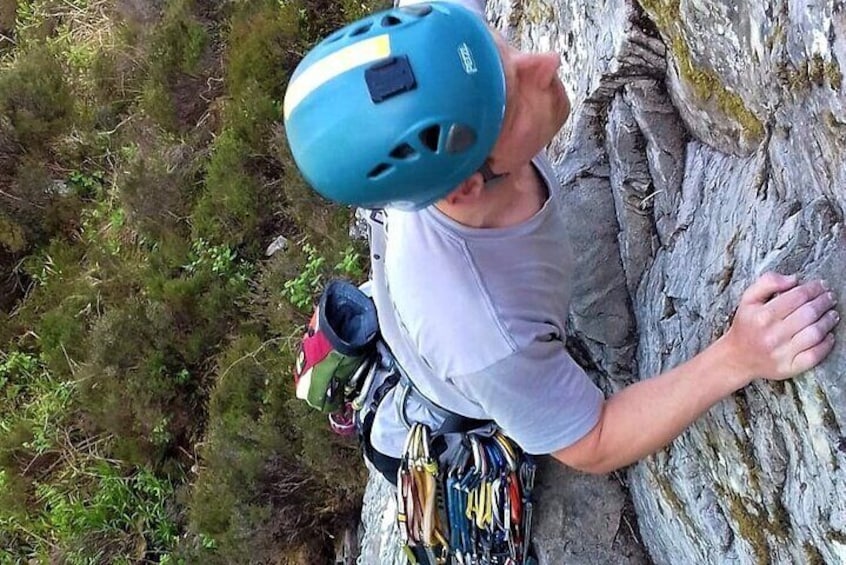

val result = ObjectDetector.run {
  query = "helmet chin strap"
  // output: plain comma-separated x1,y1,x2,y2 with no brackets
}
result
478,161,509,187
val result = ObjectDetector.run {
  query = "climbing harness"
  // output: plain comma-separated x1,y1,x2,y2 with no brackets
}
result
397,426,537,565
294,272,539,563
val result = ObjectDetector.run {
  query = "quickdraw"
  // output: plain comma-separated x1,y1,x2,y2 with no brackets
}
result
397,424,450,564
397,425,537,564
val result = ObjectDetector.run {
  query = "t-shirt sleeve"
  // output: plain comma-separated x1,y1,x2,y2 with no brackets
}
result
450,339,605,455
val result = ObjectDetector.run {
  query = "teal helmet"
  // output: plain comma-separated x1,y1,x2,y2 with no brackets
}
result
283,2,506,210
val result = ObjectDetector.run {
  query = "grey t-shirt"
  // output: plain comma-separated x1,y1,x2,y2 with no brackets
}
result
368,155,605,458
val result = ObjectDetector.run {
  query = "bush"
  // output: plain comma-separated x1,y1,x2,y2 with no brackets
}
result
0,43,74,149
185,334,365,563
272,125,361,260
18,240,94,377
141,0,210,131
191,130,261,247
116,133,197,243
0,155,84,256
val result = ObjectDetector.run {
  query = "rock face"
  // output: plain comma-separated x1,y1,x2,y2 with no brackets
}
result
359,0,846,563
499,0,846,563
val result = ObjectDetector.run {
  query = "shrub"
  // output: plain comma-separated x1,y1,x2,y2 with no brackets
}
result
185,334,365,563
0,0,386,561
226,1,298,100
24,462,177,563
0,43,74,149
0,213,26,254
0,0,14,40
191,129,261,247
0,158,66,254
19,240,94,377
270,126,357,255
116,133,197,243
140,0,210,131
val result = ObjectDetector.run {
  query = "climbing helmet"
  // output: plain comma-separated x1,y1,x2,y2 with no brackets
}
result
283,2,506,210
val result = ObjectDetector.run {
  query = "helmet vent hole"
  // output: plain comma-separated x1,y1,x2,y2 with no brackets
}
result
381,15,402,27
390,143,417,160
350,22,373,37
418,125,441,152
368,163,393,178
445,124,477,154
399,4,433,16
325,30,345,44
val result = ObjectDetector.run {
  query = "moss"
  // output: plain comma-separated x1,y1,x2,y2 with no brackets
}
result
522,0,556,26
639,1,764,141
808,54,842,89
702,430,720,457
732,436,762,492
815,386,840,434
672,36,764,139
638,0,681,32
766,23,785,52
767,496,791,540
827,529,846,545
777,56,843,93
722,489,771,565
651,465,698,532
825,60,843,90
730,393,763,490
769,380,787,396
719,483,794,562
734,392,751,431
804,543,825,565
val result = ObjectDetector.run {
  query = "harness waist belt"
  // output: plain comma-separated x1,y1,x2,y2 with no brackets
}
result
395,369,491,435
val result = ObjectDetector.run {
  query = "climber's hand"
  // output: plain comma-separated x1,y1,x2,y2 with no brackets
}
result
723,272,839,383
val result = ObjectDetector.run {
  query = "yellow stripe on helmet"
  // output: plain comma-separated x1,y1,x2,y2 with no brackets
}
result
284,34,392,120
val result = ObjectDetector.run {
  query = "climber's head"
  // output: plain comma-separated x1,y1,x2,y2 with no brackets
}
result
283,2,569,210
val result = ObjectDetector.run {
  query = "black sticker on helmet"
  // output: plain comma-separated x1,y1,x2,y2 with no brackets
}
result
365,56,416,103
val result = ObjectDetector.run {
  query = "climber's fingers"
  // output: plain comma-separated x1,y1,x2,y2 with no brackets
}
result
790,332,837,375
766,279,833,324
729,274,839,381
739,272,798,307
780,290,839,343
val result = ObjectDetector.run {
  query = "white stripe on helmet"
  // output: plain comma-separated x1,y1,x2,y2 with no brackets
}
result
284,34,392,120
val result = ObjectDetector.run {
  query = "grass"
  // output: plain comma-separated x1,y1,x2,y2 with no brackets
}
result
0,0,384,561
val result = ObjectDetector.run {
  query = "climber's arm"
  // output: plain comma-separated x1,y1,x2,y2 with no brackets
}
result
553,272,839,475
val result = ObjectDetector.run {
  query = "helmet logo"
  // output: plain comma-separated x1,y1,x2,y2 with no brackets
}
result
458,43,477,74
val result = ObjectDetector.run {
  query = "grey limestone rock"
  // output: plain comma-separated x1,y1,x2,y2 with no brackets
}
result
359,0,846,563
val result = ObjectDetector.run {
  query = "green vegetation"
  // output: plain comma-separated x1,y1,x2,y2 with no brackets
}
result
716,483,793,565
777,55,843,93
0,0,381,561
804,542,826,565
638,0,765,142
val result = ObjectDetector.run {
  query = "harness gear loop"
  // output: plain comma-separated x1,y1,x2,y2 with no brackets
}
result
368,345,538,563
